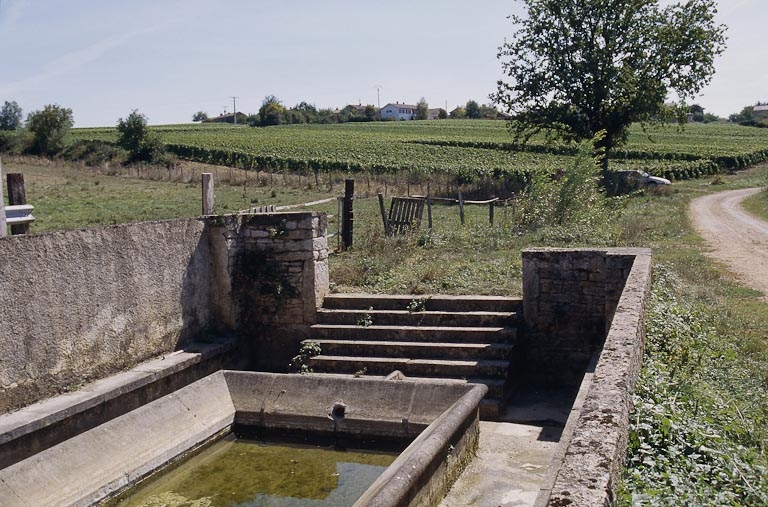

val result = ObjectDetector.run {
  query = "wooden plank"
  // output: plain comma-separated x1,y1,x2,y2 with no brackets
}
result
275,196,336,211
378,192,391,237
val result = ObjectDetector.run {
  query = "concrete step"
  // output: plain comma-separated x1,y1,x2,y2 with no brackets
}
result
308,339,515,361
310,324,516,343
309,355,510,379
316,308,519,327
322,294,523,313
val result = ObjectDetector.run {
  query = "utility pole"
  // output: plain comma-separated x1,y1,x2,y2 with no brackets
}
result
375,85,382,109
231,96,238,124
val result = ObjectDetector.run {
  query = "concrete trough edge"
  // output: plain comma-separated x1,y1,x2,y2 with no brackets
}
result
0,341,234,470
354,382,487,507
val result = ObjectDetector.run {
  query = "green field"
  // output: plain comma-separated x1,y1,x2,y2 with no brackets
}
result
71,121,768,187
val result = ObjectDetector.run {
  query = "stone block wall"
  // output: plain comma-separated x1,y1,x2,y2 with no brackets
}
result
209,212,329,371
522,248,640,385
524,248,653,507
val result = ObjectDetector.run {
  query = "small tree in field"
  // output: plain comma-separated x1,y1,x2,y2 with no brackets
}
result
26,104,74,155
117,110,163,163
415,98,429,120
492,0,727,175
192,111,208,122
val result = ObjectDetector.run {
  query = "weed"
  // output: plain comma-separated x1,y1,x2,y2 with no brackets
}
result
407,297,429,313
356,307,374,327
289,341,321,374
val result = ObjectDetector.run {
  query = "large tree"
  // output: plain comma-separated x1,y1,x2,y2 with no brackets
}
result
258,95,286,126
0,101,23,130
26,104,74,155
492,0,726,172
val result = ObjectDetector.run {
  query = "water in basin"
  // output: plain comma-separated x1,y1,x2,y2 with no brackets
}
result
109,434,397,507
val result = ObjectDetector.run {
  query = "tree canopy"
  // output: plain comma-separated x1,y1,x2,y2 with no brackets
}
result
0,101,23,130
492,0,727,169
192,111,208,122
259,95,287,126
117,110,163,163
415,98,429,120
26,104,74,155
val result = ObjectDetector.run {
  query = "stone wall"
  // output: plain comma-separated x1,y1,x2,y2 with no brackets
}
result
0,212,329,414
209,212,329,371
524,248,652,507
522,248,639,385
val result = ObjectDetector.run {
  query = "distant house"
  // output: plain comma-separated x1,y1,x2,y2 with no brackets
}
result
205,112,248,124
753,105,768,118
380,102,418,121
427,108,443,120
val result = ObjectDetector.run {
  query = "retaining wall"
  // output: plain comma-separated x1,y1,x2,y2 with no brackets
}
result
0,212,329,414
523,248,653,507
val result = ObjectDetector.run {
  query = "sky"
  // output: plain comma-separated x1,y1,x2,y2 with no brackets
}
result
0,0,764,127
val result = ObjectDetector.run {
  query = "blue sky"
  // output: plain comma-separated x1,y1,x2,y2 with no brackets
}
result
0,0,764,127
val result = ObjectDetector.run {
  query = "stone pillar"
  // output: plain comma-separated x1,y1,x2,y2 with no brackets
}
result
210,211,329,371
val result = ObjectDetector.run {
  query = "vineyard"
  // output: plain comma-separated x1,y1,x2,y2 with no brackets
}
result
72,120,768,193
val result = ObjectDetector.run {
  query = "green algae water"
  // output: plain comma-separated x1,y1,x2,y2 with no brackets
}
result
109,435,397,507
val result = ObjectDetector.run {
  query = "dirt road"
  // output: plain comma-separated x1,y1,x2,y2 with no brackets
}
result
689,187,768,299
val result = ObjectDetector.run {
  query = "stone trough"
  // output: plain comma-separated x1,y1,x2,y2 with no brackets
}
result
0,371,486,507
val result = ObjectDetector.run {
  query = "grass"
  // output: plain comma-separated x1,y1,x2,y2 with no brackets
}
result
741,174,768,222
2,155,768,505
1,157,340,233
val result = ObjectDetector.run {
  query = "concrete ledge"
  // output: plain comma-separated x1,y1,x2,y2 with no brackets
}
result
355,382,486,507
0,371,235,507
0,340,234,470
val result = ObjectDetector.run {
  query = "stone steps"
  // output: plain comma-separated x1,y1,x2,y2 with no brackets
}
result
311,339,515,361
305,294,522,419
316,308,518,327
310,324,515,343
309,355,511,378
321,293,523,313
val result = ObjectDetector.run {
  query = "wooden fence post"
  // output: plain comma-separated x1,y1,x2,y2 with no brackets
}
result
489,200,494,226
427,182,433,230
0,158,6,238
458,192,465,225
202,173,215,215
341,179,354,250
7,173,29,235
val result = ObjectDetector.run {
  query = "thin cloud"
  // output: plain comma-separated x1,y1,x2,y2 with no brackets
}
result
0,23,163,97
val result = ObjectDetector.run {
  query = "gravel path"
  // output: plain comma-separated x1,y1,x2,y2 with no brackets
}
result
689,187,768,299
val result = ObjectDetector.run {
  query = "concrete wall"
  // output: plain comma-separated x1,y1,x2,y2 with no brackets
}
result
0,212,329,414
524,248,653,507
522,248,638,385
0,219,213,413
